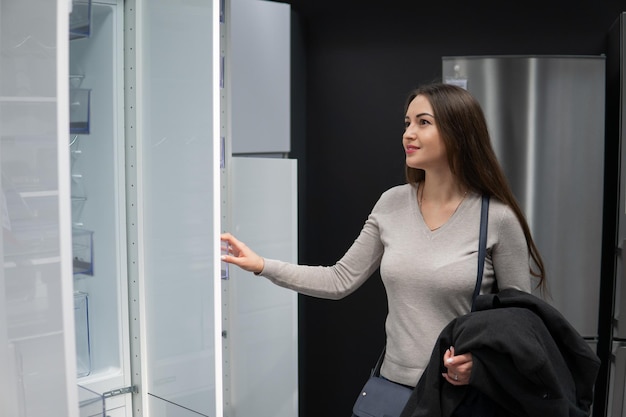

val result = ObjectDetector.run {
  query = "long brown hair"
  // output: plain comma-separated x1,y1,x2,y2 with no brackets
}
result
405,83,546,290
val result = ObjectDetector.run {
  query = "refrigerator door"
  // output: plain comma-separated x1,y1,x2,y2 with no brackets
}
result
443,56,606,339
134,0,222,416
0,0,78,416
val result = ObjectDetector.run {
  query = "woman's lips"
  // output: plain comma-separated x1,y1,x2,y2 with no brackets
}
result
405,145,420,154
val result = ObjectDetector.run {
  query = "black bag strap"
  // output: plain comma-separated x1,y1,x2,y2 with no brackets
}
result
472,194,490,312
371,194,490,377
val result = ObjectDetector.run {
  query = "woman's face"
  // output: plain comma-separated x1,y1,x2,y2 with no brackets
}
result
403,94,448,172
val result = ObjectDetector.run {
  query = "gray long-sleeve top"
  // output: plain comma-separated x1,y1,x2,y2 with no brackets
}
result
259,183,532,386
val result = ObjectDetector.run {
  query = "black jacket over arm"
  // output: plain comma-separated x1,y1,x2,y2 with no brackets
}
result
399,289,601,417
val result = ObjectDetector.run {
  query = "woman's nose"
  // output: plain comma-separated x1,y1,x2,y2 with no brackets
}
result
404,126,416,139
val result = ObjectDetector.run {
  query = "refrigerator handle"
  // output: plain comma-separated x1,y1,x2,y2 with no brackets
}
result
616,241,626,337
612,346,626,416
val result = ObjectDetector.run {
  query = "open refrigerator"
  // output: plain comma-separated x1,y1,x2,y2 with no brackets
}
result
0,0,298,416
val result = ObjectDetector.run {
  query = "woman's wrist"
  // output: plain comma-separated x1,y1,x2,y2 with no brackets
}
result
254,257,265,275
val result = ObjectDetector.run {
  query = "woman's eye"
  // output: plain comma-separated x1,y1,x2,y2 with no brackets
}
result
419,119,431,125
404,121,410,129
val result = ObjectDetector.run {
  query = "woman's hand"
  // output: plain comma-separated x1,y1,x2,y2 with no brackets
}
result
442,346,472,386
221,232,265,274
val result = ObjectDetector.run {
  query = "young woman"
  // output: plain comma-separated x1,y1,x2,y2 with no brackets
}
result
221,82,545,389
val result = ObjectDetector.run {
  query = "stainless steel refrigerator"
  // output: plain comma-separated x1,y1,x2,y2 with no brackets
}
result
442,55,606,344
443,24,626,416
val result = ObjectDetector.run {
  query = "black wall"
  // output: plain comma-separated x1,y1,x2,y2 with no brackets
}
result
282,2,626,416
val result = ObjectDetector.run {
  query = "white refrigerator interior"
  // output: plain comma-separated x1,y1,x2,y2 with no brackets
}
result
70,4,132,416
1,0,77,416
70,0,224,415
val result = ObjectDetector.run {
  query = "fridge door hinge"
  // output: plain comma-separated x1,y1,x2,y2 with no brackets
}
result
102,385,138,398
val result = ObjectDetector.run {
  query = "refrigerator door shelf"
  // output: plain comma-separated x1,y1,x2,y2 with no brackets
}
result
69,88,91,134
70,0,92,40
72,228,94,276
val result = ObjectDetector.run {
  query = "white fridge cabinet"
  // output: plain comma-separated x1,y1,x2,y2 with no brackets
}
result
1,0,297,416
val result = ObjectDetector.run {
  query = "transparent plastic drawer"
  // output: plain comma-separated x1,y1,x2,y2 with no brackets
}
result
74,291,91,378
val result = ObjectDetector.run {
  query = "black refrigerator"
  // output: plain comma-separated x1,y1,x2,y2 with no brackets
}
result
605,11,626,417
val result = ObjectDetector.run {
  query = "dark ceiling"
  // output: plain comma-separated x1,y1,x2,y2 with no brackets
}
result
269,0,444,18
270,0,617,25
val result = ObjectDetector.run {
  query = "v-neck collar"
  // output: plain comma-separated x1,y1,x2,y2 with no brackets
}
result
411,183,474,237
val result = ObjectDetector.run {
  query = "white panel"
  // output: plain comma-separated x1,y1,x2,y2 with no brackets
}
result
230,157,298,417
231,0,291,154
0,0,76,416
138,0,220,416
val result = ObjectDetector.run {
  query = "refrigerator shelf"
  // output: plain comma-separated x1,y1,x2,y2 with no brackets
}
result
78,384,104,417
